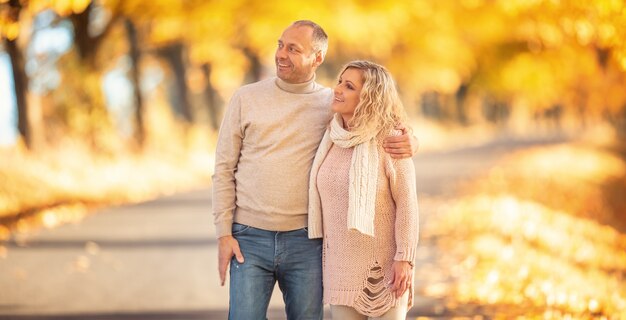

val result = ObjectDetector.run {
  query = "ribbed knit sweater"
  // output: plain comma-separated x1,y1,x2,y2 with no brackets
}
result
316,143,419,317
212,76,333,237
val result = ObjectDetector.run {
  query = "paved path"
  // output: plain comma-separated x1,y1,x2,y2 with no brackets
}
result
0,138,564,319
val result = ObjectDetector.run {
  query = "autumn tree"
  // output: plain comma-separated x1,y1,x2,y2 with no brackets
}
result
1,0,33,149
123,17,145,146
4,0,626,150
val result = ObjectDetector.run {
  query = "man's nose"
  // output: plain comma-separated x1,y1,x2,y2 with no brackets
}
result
276,47,287,59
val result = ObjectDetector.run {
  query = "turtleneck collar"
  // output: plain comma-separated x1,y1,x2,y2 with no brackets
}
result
275,74,319,94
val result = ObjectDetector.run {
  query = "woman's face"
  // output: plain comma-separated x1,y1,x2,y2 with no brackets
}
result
332,68,363,123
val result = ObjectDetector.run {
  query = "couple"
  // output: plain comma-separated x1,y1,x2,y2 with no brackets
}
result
213,20,419,320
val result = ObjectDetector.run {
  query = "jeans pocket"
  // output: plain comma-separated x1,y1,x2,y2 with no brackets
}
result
232,223,251,236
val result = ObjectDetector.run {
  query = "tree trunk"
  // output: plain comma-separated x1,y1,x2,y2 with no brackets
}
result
455,83,469,125
421,91,442,120
3,0,33,149
70,4,97,68
157,43,193,123
70,3,117,69
65,3,119,151
595,46,610,71
201,63,221,130
4,37,30,149
124,18,145,147
242,46,263,83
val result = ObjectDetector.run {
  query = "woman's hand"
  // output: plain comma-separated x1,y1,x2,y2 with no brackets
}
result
389,260,414,298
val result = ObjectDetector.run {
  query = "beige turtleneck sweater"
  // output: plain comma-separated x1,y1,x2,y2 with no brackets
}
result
212,76,333,237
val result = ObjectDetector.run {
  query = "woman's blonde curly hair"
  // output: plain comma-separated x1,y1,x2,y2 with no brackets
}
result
339,60,409,139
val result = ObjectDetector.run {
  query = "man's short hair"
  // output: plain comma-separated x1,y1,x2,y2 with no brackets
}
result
292,20,328,58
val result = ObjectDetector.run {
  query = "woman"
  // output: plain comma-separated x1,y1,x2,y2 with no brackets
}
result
308,60,419,319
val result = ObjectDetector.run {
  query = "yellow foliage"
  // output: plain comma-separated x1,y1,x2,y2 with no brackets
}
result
149,17,184,44
2,21,19,40
70,0,91,14
1,0,625,138
512,145,625,183
497,0,543,15
25,1,50,15
619,49,626,70
27,0,92,17
431,142,626,317
574,19,595,45
501,54,560,108
0,130,214,220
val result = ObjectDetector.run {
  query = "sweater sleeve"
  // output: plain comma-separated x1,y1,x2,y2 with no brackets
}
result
212,91,244,238
388,156,419,262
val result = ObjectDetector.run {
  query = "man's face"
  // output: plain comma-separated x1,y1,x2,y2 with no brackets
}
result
275,25,321,84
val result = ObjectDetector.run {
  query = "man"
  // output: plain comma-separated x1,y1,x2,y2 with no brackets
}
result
213,20,417,320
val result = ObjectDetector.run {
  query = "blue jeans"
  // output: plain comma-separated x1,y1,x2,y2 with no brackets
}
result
229,223,323,320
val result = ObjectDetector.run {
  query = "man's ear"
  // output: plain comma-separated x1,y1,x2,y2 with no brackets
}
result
313,50,324,68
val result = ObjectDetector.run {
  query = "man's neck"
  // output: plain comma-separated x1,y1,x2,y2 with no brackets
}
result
275,74,318,94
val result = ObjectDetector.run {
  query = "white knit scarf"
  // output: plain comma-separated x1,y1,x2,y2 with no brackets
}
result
308,114,379,238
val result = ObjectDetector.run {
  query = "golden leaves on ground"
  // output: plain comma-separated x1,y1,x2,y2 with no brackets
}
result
0,224,9,241
85,241,100,255
443,196,626,306
70,255,91,273
428,143,626,318
0,130,214,239
65,241,120,274
480,143,626,230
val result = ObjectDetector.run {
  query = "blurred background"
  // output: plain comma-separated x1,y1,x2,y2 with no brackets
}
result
1,0,625,319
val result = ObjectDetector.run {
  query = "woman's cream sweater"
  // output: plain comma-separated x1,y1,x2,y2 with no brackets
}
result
315,142,419,317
